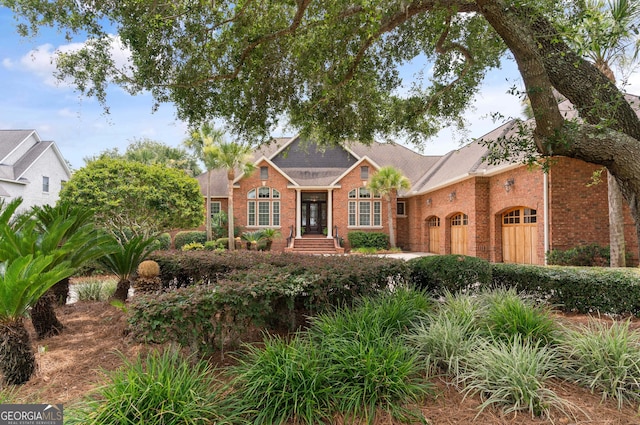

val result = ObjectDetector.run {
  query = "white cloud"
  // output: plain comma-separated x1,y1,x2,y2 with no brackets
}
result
2,58,14,69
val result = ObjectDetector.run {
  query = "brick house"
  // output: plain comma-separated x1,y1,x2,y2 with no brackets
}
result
197,98,639,265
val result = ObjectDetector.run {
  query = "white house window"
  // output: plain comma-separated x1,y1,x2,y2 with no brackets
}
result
260,166,269,180
210,201,222,226
348,188,381,227
397,201,406,216
248,187,280,227
42,176,49,193
360,166,369,180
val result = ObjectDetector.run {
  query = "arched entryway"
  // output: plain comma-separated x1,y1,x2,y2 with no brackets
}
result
501,207,538,264
450,213,468,255
426,216,440,254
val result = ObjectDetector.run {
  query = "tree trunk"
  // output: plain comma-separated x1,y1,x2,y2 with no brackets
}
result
227,170,235,250
111,278,131,302
608,172,627,267
31,290,64,339
387,195,396,248
0,318,36,385
51,277,70,306
206,170,212,241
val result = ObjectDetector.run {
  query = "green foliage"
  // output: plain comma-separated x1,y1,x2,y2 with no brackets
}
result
85,137,202,176
59,159,204,236
409,255,492,295
547,243,611,266
152,233,172,251
491,263,640,316
204,240,223,251
460,337,565,418
347,231,390,250
98,235,158,283
182,242,205,251
559,319,640,408
66,349,226,425
74,279,117,302
174,231,207,250
479,288,558,346
227,336,332,425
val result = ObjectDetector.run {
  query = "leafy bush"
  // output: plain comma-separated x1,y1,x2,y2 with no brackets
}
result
174,231,207,250
347,231,389,250
409,255,492,295
204,240,223,251
66,349,225,425
181,242,205,251
152,233,172,251
547,243,610,267
560,319,640,408
491,263,640,316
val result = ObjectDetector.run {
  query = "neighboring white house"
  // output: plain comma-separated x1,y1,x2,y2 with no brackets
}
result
0,130,72,210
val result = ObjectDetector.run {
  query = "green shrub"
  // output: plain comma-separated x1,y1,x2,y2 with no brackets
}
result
479,288,558,346
181,242,205,251
66,349,226,425
560,319,640,408
409,255,492,295
347,231,389,250
227,336,331,425
460,336,565,418
204,240,223,251
152,232,172,251
547,243,610,267
491,263,640,316
174,231,207,250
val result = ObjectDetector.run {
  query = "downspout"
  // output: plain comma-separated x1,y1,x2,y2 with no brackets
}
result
543,172,550,265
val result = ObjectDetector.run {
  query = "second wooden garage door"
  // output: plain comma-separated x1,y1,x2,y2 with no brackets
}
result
502,207,538,264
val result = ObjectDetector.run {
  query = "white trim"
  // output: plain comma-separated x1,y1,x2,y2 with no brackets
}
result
330,156,382,186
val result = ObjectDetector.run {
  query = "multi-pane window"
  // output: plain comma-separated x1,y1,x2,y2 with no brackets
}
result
210,201,222,226
247,187,280,227
428,216,440,227
348,188,381,227
260,166,268,180
397,201,406,216
451,213,468,226
503,207,537,225
42,176,49,192
360,166,369,180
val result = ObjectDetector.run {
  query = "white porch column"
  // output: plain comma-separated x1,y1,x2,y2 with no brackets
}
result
296,188,302,238
326,189,333,238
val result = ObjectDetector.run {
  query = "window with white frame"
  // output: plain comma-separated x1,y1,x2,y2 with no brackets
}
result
247,187,280,227
210,201,222,226
348,187,381,227
42,176,49,193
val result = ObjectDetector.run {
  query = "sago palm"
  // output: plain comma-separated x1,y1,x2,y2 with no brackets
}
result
0,254,74,385
368,166,411,249
98,234,159,302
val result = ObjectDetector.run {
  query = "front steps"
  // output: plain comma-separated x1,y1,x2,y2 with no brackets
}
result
286,235,344,255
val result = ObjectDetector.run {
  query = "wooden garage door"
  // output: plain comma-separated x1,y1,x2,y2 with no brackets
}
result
427,216,440,254
450,213,468,255
502,207,538,264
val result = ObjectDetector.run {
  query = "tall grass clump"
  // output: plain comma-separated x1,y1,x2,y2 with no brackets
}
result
479,287,558,346
308,287,433,423
560,319,640,408
226,335,331,425
408,291,482,377
74,278,117,302
66,348,225,425
460,336,567,418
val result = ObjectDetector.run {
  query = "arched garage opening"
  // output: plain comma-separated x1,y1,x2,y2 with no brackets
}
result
450,212,468,255
502,207,538,264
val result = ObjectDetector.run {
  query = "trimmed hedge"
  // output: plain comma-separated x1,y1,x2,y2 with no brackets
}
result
408,255,492,295
174,231,207,250
153,233,172,251
347,231,389,250
492,263,640,316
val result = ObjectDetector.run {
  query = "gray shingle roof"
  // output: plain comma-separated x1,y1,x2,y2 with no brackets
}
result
0,130,36,163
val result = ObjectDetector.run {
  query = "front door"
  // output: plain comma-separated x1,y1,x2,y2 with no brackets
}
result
302,200,327,234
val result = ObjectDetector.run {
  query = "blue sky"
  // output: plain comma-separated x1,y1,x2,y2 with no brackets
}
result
1,6,639,170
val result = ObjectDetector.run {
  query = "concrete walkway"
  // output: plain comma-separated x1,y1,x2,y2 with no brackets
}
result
376,252,435,260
